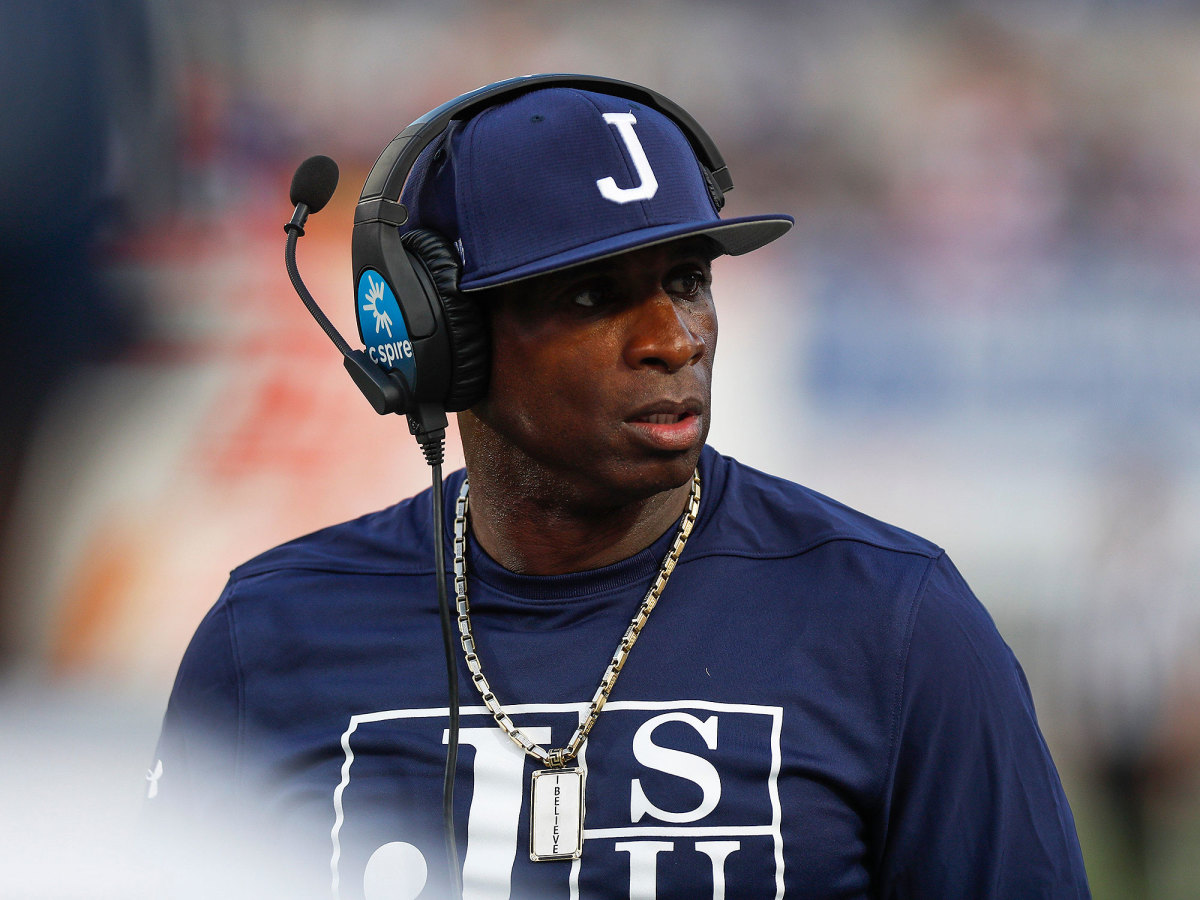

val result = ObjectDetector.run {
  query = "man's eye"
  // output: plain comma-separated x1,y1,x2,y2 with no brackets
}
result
571,288,603,308
666,266,710,298
565,279,618,309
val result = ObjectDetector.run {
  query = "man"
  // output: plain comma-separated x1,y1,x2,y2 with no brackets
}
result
149,78,1091,898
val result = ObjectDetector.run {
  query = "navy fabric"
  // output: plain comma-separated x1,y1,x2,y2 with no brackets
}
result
149,446,1090,899
398,88,793,291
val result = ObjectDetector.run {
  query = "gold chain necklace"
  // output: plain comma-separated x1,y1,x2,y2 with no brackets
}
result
452,470,701,861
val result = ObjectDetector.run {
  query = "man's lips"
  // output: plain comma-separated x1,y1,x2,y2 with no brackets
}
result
625,401,705,451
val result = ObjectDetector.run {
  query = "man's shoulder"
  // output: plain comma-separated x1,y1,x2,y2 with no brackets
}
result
699,446,943,563
226,469,463,585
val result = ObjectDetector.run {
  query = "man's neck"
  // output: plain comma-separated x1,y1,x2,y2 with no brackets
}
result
462,470,694,576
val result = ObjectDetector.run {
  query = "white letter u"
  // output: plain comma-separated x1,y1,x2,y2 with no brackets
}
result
596,112,659,204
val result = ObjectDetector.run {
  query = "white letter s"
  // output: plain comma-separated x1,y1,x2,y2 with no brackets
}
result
630,712,720,824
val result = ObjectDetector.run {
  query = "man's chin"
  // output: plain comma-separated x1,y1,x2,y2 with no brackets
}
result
602,447,704,505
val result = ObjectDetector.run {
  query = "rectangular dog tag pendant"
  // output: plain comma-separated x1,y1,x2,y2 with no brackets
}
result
529,768,585,861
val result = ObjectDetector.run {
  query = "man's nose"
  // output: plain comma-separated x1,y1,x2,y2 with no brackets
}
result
622,291,707,373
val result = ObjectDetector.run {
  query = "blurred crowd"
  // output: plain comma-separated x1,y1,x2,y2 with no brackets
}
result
1,1,1198,897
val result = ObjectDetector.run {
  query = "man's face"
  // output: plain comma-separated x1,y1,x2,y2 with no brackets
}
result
463,238,718,508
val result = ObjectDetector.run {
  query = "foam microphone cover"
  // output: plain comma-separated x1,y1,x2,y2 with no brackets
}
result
290,155,340,213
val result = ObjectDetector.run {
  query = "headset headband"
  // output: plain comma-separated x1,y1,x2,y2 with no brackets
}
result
354,73,733,228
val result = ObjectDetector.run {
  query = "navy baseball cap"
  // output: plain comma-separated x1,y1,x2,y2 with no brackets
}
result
399,87,793,291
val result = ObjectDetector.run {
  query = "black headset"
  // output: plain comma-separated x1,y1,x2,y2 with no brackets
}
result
349,73,737,426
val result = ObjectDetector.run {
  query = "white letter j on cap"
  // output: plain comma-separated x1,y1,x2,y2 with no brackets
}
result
596,112,659,204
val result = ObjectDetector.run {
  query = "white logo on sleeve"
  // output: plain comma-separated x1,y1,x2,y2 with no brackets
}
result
146,759,163,799
596,113,659,204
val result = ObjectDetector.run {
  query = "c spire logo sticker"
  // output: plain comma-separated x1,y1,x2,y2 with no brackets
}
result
362,276,394,338
356,270,416,384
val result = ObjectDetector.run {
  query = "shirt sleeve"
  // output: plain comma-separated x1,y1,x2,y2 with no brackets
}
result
875,553,1091,898
143,581,244,827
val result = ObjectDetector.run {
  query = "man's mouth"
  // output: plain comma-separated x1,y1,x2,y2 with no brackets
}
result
636,412,690,425
625,404,704,451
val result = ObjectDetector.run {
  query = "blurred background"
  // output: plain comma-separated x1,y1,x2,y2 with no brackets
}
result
2,0,1198,896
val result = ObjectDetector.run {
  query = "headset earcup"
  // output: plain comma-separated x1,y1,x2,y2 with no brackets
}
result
400,228,489,411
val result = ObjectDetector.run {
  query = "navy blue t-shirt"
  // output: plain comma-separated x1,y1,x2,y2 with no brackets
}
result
149,446,1089,898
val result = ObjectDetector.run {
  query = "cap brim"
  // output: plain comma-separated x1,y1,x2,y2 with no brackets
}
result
459,214,794,292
